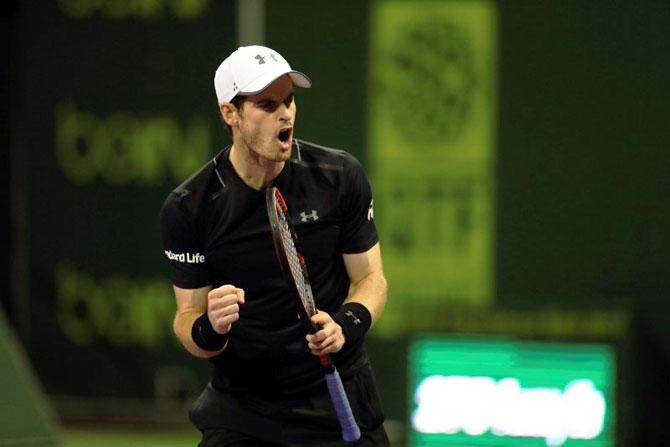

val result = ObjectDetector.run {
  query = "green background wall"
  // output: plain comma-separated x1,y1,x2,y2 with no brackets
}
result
497,1,670,322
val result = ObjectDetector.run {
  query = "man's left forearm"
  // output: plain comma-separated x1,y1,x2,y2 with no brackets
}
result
344,270,387,324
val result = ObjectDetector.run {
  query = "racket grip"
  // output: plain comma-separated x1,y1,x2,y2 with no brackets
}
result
325,369,361,443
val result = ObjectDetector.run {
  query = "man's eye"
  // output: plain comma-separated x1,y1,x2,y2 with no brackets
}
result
260,102,278,111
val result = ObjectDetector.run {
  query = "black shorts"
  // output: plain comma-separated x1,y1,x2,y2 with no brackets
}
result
188,362,390,446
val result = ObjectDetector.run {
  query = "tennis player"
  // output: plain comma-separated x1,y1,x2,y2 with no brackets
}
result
159,45,390,446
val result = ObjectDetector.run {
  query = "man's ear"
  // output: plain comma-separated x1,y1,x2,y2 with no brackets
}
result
220,102,240,127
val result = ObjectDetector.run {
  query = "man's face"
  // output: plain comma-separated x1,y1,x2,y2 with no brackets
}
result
236,74,297,163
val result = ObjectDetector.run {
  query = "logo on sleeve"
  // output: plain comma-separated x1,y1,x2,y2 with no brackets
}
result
164,250,205,264
367,200,374,221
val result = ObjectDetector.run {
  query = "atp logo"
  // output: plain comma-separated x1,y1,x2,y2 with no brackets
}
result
300,210,319,222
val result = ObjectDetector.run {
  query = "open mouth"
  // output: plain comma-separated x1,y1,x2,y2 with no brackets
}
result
278,128,292,143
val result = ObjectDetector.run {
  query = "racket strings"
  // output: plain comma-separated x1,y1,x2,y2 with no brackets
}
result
275,196,316,315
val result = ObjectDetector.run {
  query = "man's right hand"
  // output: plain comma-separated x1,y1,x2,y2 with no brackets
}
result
207,284,245,335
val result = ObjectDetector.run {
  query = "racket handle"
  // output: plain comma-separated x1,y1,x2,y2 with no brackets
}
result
325,369,361,442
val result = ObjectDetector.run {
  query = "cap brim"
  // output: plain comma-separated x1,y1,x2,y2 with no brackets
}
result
239,70,312,96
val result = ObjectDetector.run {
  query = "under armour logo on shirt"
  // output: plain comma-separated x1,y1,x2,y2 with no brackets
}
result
300,210,319,222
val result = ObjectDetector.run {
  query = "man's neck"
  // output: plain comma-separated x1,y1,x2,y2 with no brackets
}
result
228,144,285,191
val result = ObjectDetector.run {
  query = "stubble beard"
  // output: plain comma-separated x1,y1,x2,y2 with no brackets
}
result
241,129,289,165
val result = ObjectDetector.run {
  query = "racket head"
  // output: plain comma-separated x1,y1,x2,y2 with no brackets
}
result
266,187,318,326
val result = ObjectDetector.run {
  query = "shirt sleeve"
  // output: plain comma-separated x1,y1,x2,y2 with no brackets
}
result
159,192,212,289
339,152,379,254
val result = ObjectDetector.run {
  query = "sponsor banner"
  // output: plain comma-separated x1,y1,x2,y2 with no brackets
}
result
367,0,498,337
408,336,616,447
12,0,234,399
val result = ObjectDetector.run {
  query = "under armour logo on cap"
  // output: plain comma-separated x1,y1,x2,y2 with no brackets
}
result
255,53,279,65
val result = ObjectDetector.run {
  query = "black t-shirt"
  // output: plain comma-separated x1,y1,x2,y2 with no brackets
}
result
159,139,378,398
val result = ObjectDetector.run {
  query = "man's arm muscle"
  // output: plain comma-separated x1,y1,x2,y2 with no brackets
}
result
342,242,387,324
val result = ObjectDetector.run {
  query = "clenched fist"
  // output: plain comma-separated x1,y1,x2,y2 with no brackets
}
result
207,284,245,335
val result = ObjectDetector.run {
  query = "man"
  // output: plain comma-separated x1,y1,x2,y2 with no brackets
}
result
160,45,389,446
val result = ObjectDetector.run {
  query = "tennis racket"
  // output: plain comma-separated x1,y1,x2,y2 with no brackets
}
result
266,186,361,443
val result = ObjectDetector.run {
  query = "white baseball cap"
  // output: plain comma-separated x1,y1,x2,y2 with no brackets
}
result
214,45,312,104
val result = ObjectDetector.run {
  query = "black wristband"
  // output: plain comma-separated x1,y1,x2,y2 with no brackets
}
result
333,302,372,346
191,313,228,352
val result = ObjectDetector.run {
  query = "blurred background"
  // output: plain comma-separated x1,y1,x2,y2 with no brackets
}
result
2,0,669,446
